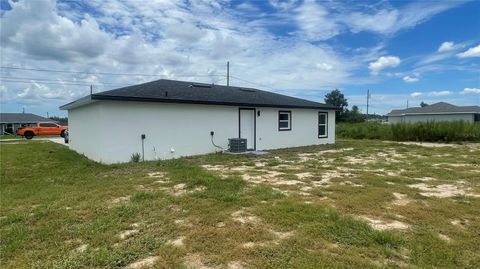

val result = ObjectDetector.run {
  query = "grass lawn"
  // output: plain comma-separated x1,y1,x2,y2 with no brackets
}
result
0,135,22,140
0,135,62,140
1,139,479,268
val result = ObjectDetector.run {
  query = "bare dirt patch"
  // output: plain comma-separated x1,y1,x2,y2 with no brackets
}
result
184,253,212,269
125,256,159,269
414,177,437,182
321,148,354,154
391,193,412,206
296,148,353,162
296,172,312,179
74,244,88,253
231,209,260,225
167,236,185,247
242,171,284,184
451,219,469,228
310,170,354,187
409,183,478,198
438,234,451,242
242,229,294,249
433,163,473,168
110,195,131,205
269,229,294,243
118,229,139,240
397,142,460,148
339,181,363,187
343,156,375,165
227,261,246,269
360,216,410,231
148,172,167,178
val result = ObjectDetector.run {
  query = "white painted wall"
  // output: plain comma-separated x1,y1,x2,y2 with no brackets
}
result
68,101,336,163
68,102,107,162
255,107,335,150
388,113,474,124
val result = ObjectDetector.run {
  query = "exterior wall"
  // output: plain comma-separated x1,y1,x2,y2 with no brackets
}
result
255,107,335,150
68,101,336,164
68,102,107,162
387,116,403,124
388,113,474,124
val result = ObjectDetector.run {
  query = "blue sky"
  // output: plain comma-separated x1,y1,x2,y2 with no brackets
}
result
1,0,479,117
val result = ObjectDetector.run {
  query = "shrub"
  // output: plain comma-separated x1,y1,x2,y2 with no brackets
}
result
337,121,480,142
130,152,141,162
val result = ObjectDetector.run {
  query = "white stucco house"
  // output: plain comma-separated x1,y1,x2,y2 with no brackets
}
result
60,79,338,163
387,102,480,124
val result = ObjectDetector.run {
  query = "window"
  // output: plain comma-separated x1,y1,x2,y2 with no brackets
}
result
39,123,57,127
474,114,480,123
278,111,291,131
318,112,328,138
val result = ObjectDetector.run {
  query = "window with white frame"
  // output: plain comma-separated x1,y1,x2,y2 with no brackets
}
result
318,112,328,138
278,111,291,131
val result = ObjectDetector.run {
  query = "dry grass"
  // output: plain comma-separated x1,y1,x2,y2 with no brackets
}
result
1,139,479,268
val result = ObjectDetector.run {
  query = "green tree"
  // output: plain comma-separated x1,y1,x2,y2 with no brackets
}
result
344,105,366,123
351,105,360,113
324,89,348,121
420,101,429,107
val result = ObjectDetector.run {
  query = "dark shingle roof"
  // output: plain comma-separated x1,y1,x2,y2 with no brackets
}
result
387,102,480,116
0,113,54,124
60,79,338,110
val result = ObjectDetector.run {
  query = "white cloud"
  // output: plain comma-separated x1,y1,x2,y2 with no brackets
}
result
403,75,419,83
438,41,455,52
269,0,299,10
294,1,463,41
295,0,341,41
410,92,422,97
460,88,480,94
428,91,452,97
1,0,111,61
457,44,480,58
369,56,401,74
343,1,464,35
316,63,334,70
0,0,472,115
346,10,399,34
0,0,355,108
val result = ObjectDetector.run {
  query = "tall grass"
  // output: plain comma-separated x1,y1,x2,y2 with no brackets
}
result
337,121,480,142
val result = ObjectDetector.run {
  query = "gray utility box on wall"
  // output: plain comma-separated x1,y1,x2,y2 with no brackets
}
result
228,138,247,153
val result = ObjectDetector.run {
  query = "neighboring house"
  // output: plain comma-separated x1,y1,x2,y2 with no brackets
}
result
387,102,480,124
60,79,338,163
0,113,56,135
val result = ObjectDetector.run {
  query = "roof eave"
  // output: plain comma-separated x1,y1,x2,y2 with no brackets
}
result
90,94,339,110
59,95,95,110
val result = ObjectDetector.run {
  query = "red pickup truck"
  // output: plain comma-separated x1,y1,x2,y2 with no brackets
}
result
16,122,68,139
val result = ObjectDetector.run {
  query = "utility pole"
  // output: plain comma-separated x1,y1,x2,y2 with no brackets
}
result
226,61,230,86
407,100,409,108
22,107,25,114
366,89,370,121
47,112,49,118
90,85,93,95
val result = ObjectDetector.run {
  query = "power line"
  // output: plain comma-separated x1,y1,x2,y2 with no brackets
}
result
0,66,225,78
229,75,276,91
0,76,126,86
0,78,119,87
